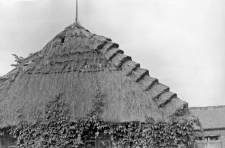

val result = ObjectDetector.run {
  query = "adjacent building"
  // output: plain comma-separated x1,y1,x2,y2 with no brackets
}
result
190,106,225,148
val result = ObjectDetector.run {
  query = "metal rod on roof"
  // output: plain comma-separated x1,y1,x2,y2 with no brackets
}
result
76,0,78,25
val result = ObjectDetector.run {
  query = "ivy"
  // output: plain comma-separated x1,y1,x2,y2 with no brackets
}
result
10,94,199,148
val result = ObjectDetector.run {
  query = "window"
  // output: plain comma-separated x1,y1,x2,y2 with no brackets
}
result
98,140,111,148
197,135,220,141
196,136,203,140
204,136,220,141
84,135,112,148
84,136,96,148
0,138,5,148
0,137,17,148
85,141,95,148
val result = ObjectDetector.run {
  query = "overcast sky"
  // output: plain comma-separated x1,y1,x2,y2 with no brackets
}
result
0,0,224,107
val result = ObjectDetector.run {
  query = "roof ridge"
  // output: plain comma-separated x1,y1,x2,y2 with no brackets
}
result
190,105,225,110
98,41,186,113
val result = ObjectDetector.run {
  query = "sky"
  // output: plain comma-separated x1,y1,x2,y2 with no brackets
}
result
0,0,224,107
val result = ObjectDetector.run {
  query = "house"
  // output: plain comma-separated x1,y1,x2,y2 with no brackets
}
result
190,106,225,148
0,23,193,148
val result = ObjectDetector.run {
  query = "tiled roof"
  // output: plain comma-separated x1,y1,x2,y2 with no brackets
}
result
190,106,225,130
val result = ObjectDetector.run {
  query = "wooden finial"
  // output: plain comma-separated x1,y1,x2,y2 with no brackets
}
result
76,0,78,25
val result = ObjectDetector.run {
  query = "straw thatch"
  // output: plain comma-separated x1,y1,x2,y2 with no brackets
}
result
0,24,188,128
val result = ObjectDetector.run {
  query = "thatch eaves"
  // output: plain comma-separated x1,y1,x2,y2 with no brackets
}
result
0,24,188,128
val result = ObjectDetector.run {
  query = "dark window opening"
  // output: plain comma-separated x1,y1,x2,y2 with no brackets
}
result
196,135,220,141
205,136,220,141
196,136,203,140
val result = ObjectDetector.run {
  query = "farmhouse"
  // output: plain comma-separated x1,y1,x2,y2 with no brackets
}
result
191,106,225,148
0,23,195,148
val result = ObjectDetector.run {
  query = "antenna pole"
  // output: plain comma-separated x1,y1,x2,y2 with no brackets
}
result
76,0,78,25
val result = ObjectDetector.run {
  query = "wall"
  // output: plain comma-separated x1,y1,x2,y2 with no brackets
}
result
195,129,225,148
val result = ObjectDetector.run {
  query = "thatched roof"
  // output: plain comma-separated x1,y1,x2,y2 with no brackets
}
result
190,106,225,130
0,24,188,128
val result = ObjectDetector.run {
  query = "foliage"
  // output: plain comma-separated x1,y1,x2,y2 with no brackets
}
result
10,94,198,148
10,94,80,148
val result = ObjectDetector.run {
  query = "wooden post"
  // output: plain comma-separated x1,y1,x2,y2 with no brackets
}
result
76,0,78,25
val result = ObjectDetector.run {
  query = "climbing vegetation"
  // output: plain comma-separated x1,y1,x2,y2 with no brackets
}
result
10,94,199,148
